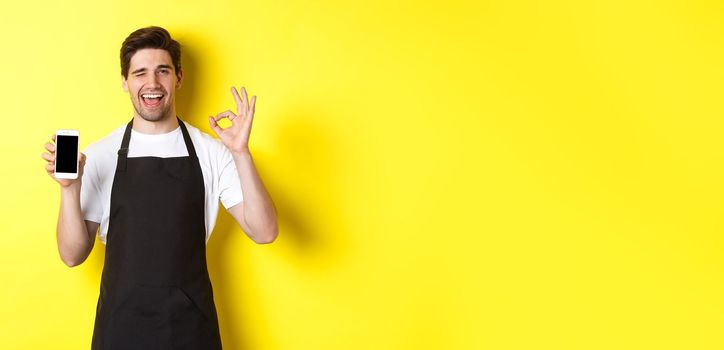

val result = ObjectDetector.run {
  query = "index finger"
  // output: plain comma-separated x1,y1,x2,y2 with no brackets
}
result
231,87,244,115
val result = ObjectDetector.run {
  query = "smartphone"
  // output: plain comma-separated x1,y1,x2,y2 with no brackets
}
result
54,129,80,179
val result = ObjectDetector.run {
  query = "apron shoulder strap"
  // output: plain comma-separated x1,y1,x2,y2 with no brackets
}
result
177,117,199,159
116,119,133,172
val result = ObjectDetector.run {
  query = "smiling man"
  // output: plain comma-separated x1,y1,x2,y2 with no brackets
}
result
41,26,278,349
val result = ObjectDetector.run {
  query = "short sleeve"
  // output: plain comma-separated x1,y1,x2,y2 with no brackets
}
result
217,145,244,209
80,149,103,223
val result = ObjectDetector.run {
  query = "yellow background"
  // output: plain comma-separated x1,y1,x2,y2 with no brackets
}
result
2,0,724,349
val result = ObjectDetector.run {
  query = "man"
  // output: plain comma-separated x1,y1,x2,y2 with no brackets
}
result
41,26,278,349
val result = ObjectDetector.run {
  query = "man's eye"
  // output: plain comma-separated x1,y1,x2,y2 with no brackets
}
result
135,73,145,77
159,69,168,74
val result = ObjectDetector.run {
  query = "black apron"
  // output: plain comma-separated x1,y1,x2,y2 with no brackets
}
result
91,118,223,350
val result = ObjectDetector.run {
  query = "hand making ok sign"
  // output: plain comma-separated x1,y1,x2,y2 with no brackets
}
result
208,86,257,154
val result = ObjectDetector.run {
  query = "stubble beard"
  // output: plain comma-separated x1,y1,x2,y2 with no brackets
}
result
133,97,173,122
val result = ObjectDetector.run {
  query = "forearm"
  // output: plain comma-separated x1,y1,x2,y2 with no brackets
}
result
57,184,92,267
232,150,278,242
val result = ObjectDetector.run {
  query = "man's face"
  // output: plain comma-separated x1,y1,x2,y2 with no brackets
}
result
122,48,182,122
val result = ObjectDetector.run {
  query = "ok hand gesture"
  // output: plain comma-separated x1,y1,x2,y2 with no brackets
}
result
208,86,257,154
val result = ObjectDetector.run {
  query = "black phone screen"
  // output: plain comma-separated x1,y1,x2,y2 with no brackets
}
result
56,135,79,173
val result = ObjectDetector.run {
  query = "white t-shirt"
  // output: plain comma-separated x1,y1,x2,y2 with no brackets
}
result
80,121,244,245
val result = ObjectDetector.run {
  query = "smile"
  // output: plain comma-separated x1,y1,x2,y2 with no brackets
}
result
140,92,165,108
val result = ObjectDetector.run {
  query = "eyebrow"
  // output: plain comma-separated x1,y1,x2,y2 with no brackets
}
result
131,65,173,75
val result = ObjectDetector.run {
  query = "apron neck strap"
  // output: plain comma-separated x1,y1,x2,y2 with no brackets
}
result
177,118,198,159
116,117,197,172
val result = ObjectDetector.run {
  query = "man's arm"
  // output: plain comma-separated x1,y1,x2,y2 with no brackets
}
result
227,151,278,244
209,86,278,244
43,136,97,266
57,184,99,266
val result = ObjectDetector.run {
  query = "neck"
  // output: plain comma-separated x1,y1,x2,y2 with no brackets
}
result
132,110,180,134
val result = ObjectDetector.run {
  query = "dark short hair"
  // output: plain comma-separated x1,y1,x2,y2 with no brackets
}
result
120,26,181,79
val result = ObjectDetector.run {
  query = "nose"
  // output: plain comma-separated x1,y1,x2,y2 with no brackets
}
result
141,72,161,89
148,73,161,86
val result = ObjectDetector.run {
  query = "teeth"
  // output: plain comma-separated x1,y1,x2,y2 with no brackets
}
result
142,94,163,98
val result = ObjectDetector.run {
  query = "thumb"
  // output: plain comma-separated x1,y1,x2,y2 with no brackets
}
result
78,152,87,178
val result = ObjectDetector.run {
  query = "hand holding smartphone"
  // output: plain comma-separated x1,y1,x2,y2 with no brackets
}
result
54,130,80,179
43,130,85,186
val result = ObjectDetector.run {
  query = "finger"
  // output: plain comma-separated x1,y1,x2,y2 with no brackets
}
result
231,87,244,115
208,116,223,136
45,163,55,172
241,87,249,112
245,95,256,128
220,109,237,121
215,110,237,122
249,95,256,115
45,142,56,153
51,134,56,142
215,110,236,119
41,153,55,162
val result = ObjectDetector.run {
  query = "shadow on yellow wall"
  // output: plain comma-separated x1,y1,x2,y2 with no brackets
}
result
205,104,354,348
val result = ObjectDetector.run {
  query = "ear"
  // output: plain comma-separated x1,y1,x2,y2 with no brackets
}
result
176,68,183,89
121,75,128,92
